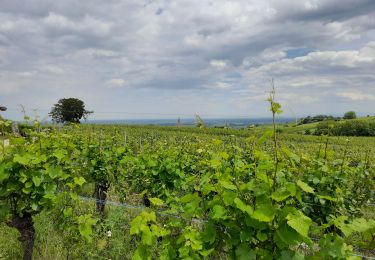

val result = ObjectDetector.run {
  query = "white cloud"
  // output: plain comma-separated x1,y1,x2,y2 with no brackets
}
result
106,78,126,88
337,92,375,101
16,71,37,77
260,48,286,61
210,59,228,69
44,12,112,37
208,82,232,89
39,65,65,75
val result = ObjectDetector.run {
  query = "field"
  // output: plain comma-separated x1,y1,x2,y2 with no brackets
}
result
0,123,374,259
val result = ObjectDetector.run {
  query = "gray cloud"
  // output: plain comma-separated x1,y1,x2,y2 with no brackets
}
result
270,0,375,22
1,0,374,119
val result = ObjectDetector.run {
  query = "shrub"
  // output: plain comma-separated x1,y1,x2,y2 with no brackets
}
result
314,120,336,135
334,120,375,136
315,119,375,136
343,111,357,120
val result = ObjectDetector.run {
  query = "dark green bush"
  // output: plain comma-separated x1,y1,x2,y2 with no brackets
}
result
315,119,375,136
333,120,375,136
343,111,357,120
299,115,340,125
314,120,336,135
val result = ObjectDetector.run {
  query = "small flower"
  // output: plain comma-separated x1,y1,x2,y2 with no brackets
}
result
107,230,112,237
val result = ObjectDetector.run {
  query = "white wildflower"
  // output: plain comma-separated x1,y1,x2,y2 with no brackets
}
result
107,230,112,237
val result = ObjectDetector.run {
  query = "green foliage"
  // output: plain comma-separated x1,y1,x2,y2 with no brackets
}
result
49,98,92,123
299,115,341,125
0,120,374,258
344,111,357,120
0,118,12,136
0,125,98,257
315,119,375,136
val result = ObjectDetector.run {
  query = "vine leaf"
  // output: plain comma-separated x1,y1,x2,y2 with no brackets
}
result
149,198,164,206
235,243,256,260
286,210,312,238
211,205,228,220
296,180,314,193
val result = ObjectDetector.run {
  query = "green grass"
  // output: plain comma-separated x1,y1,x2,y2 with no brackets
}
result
0,189,140,259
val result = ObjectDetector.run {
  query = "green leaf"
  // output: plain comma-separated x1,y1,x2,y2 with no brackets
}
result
132,244,151,260
130,216,143,235
222,190,236,206
256,231,267,242
32,176,42,187
200,248,214,257
234,198,253,216
141,226,154,245
317,195,337,201
149,197,164,206
274,224,300,249
240,229,253,242
0,166,9,183
47,167,63,179
296,180,314,193
0,203,10,221
219,180,237,190
211,205,228,220
280,250,305,260
256,172,273,185
13,154,31,165
318,234,353,258
180,193,197,203
209,159,221,168
53,149,67,160
258,130,272,145
130,211,157,235
235,243,256,260
252,197,276,222
22,187,32,194
202,223,216,244
240,180,256,191
286,210,312,238
271,188,292,202
31,203,38,211
78,214,97,242
349,218,375,233
63,207,73,217
73,177,86,186
286,183,297,196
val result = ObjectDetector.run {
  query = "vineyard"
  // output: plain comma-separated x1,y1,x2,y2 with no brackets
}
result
0,122,375,259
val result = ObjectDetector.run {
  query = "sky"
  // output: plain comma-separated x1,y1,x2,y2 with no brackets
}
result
0,0,375,120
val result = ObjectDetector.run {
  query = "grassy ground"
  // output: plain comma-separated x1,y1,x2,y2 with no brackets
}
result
0,191,140,259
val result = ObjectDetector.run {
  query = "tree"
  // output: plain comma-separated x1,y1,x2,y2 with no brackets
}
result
49,98,92,123
343,111,357,120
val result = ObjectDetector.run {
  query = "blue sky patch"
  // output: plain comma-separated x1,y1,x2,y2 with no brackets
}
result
286,48,312,59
